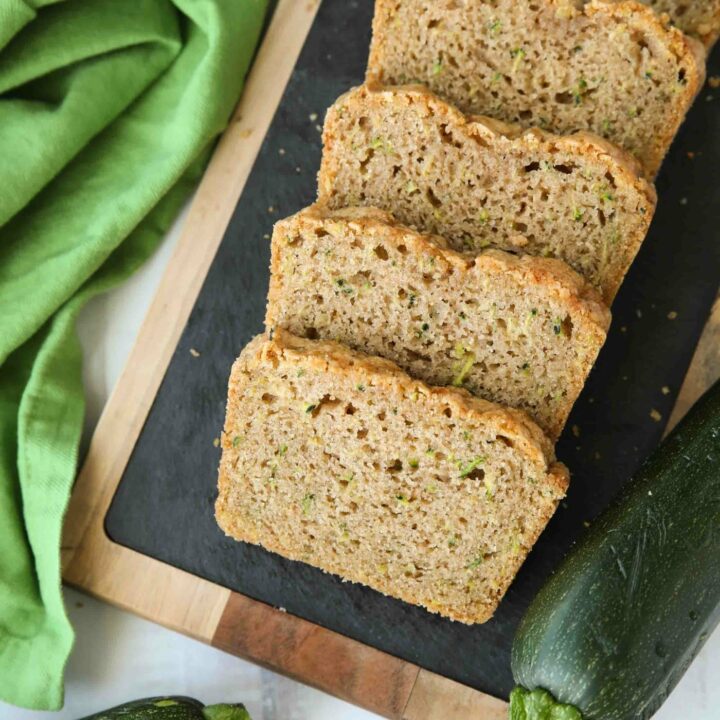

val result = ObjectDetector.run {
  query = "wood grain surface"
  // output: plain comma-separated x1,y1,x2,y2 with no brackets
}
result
60,0,720,716
213,592,420,718
668,294,720,432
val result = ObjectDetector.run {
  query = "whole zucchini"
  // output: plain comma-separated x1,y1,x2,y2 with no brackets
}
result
511,379,720,720
79,697,251,720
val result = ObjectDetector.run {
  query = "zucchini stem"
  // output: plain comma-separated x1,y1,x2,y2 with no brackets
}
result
509,687,583,719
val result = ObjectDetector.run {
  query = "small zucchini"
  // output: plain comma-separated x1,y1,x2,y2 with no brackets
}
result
511,380,720,719
79,697,251,720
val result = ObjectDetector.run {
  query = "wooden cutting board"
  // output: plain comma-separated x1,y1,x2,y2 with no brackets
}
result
62,1,720,718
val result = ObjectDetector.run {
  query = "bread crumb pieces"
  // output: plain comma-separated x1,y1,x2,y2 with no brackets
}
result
190,348,200,357
635,309,642,319
667,311,678,320
650,409,662,422
315,124,323,133
278,148,286,155
268,206,276,214
583,520,591,528
620,325,627,333
309,112,318,122
709,76,720,89
571,424,580,438
680,197,688,205
213,437,220,447
661,386,670,395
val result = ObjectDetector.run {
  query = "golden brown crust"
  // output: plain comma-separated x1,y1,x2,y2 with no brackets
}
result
319,83,656,302
217,331,569,624
266,329,559,463
587,2,706,173
282,204,612,334
366,0,705,177
267,204,610,439
358,81,657,206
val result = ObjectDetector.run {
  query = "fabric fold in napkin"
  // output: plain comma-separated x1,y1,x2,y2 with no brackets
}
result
0,0,267,709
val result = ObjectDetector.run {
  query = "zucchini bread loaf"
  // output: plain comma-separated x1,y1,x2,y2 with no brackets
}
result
644,0,720,47
266,205,611,440
216,330,569,624
366,0,705,177
318,83,657,303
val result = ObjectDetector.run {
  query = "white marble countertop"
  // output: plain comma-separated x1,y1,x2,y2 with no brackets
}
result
1,198,718,720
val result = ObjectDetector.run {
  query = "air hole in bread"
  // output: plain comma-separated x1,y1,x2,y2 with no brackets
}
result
387,459,403,473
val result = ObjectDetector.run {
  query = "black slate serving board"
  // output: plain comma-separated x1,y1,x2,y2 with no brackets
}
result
106,0,720,701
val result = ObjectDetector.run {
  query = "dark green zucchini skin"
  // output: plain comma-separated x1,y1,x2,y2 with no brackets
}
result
78,697,250,720
78,697,205,720
511,379,720,720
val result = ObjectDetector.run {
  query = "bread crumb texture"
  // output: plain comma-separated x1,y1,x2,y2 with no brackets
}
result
266,205,610,439
318,83,656,303
366,0,706,176
216,331,568,624
644,0,720,47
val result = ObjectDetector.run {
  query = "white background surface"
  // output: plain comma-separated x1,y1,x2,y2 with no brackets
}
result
1,200,719,719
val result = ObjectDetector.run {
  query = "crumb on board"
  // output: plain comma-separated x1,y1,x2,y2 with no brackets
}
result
650,409,663,423
189,348,200,358
309,112,318,122
278,148,286,155
709,76,720,89
315,124,323,132
594,451,601,461
295,166,302,173
706,95,714,102
213,437,220,448
583,521,591,528
571,424,580,438
662,386,670,395
668,311,678,320
680,197,688,205
263,233,270,240
635,309,642,319
268,206,276,213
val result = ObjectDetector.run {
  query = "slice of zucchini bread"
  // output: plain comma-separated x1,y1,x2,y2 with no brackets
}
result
216,330,569,624
366,0,706,177
266,205,611,440
645,0,720,47
317,83,656,303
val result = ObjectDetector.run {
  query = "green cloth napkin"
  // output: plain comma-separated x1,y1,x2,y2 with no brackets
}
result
0,0,267,710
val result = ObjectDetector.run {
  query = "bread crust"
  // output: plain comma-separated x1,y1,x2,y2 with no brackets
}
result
217,331,569,624
319,83,657,302
367,0,705,177
267,204,611,438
